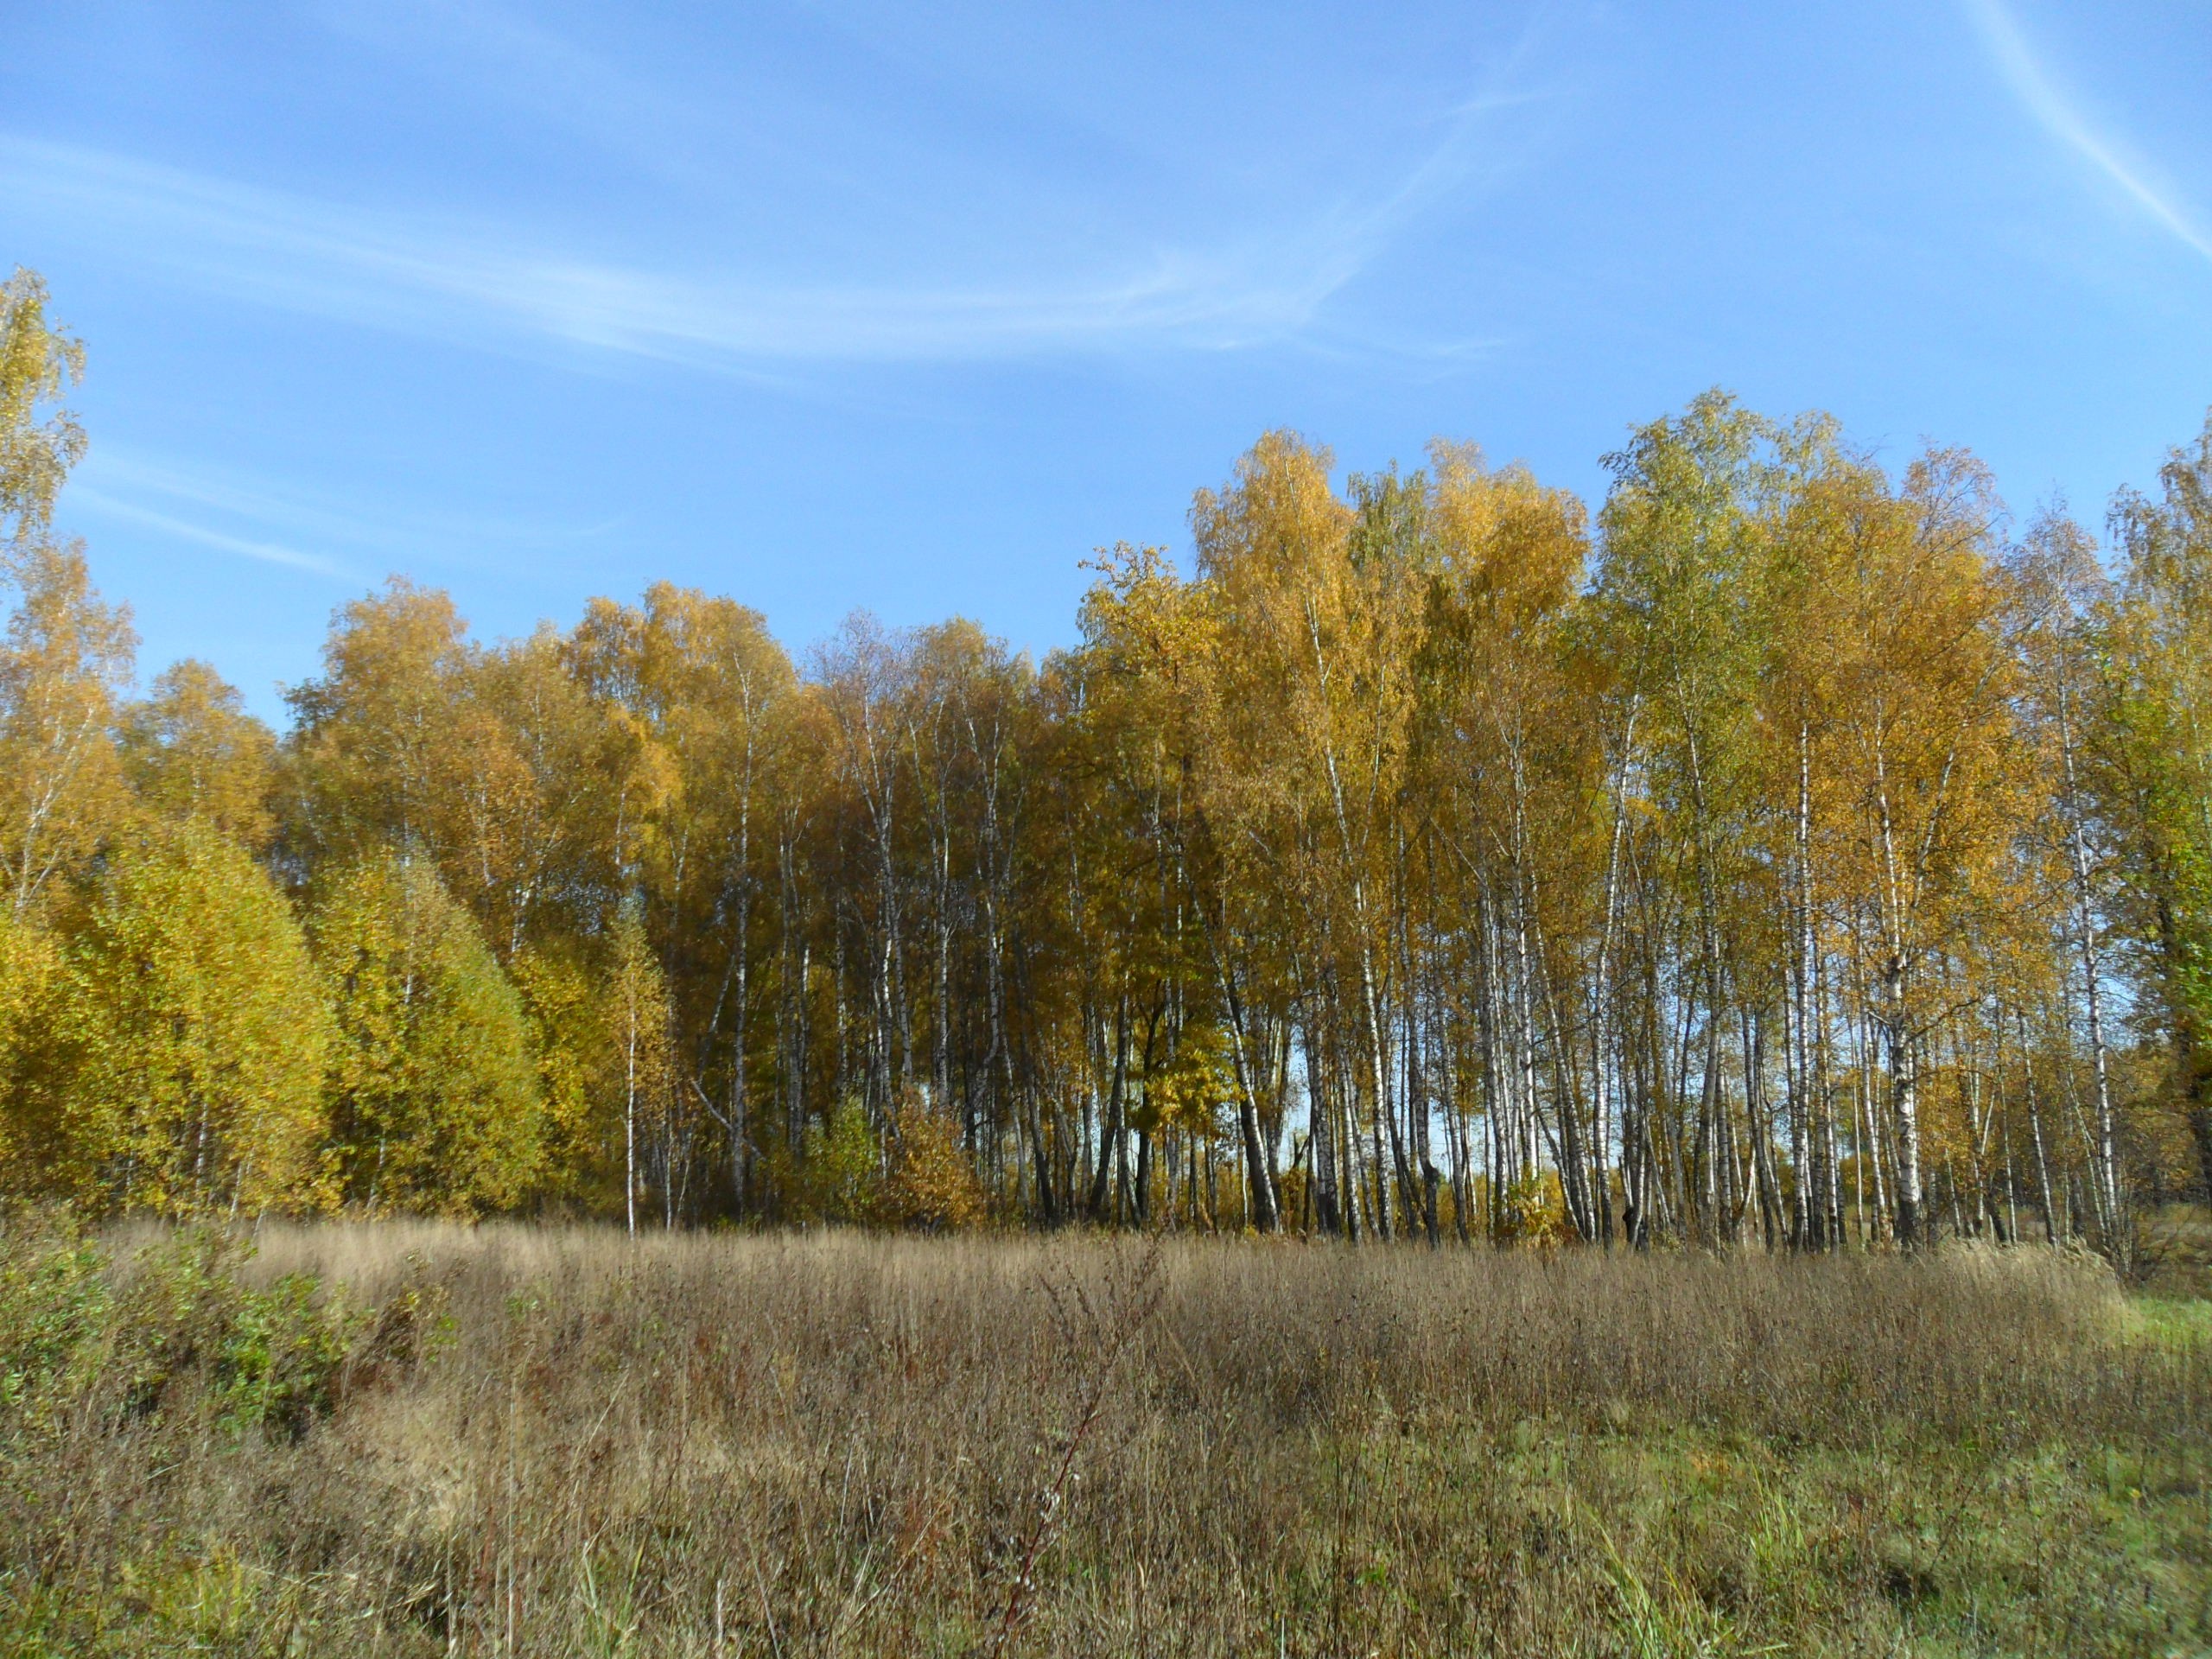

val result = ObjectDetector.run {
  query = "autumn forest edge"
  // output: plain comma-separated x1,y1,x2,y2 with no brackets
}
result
2,267,2207,1255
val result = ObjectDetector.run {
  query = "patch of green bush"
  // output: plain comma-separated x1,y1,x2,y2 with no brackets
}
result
0,1211,365,1439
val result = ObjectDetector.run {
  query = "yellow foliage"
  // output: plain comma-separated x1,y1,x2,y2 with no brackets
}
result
41,821,329,1216
509,944,611,1206
0,906,60,1189
1497,1173,1569,1247
886,1103,986,1230
310,850,543,1216
121,659,278,849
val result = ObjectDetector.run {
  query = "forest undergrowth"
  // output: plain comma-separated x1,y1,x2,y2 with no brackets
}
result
3,1217,2209,1658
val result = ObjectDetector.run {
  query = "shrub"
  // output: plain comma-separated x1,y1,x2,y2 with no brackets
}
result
0,1212,366,1439
886,1102,988,1230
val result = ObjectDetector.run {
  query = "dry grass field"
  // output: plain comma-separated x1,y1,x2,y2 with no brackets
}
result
3,1218,2209,1656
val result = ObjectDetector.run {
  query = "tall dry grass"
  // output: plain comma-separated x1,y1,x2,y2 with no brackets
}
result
7,1224,2209,1656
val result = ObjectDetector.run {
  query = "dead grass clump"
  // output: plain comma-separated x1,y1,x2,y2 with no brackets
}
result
3,1222,2207,1656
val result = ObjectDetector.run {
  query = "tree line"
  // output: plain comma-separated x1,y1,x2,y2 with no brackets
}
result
2,268,2205,1249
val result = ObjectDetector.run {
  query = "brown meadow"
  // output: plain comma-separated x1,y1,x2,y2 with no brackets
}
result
4,1221,2209,1656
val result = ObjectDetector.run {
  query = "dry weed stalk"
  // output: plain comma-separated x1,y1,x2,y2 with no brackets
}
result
981,1235,1165,1658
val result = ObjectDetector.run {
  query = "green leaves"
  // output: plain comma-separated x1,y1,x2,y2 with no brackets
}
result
0,1215,107,1416
0,1217,367,1441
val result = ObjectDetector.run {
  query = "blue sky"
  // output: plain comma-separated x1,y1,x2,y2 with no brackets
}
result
3,0,2208,718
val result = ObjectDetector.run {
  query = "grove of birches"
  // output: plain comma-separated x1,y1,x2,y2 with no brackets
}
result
1,269,2206,1255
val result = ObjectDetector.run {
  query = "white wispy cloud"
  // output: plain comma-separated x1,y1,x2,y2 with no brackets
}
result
0,134,1461,366
68,486,352,578
0,4,1562,376
315,0,746,193
1,138,1305,364
62,447,621,582
1967,0,2212,266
